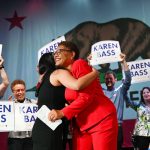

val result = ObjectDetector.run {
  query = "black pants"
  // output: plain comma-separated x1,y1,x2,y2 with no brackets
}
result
118,124,123,150
8,138,33,150
132,135,150,150
32,118,63,150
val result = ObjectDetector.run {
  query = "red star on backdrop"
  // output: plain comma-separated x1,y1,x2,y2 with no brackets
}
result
5,11,26,30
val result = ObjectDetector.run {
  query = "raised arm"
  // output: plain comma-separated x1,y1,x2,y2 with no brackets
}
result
120,53,131,92
50,67,98,90
120,53,129,71
0,57,9,97
125,95,140,111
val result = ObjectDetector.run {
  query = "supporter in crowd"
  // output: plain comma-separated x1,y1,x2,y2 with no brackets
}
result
127,86,150,150
32,52,98,150
0,56,9,150
48,41,118,150
103,53,131,150
8,79,33,150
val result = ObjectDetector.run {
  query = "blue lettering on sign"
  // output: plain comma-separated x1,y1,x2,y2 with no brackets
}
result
33,106,38,113
1,114,6,122
24,115,36,122
26,107,32,113
0,104,11,112
49,45,54,51
96,49,115,57
0,114,6,122
111,43,118,49
103,44,107,49
46,48,50,53
20,106,38,114
40,39,65,56
130,69,148,77
53,43,58,50
93,42,118,51
130,62,150,70
94,45,98,51
40,50,45,56
48,42,62,52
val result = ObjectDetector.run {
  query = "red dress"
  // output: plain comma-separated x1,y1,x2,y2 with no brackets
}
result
62,59,118,150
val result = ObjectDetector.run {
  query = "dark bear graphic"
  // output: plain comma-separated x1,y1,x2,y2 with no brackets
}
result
27,18,150,91
65,18,150,72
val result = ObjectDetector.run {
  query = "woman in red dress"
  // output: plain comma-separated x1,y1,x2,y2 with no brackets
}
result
49,41,118,150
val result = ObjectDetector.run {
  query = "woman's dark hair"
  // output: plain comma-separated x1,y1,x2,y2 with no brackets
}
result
58,41,80,60
38,52,56,75
140,87,150,104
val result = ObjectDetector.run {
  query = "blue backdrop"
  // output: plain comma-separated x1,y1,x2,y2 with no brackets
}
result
0,0,150,120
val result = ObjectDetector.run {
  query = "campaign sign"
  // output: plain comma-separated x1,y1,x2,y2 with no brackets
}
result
38,36,66,61
90,40,122,65
0,44,2,56
127,59,150,84
0,101,14,131
14,103,38,131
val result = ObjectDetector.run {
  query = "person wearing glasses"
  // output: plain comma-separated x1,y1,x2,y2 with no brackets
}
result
8,80,33,150
32,52,98,150
48,41,118,150
0,56,9,150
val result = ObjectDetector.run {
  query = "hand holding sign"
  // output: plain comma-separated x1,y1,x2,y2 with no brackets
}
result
120,53,126,62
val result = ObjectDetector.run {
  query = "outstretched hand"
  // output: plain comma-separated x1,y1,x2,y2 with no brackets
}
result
120,53,129,71
120,53,126,63
48,109,64,122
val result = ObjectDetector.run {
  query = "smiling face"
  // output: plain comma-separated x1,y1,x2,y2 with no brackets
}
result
54,45,74,69
105,73,117,90
12,84,26,101
142,88,150,104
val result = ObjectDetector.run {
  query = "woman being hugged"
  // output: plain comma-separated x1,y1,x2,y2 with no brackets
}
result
32,52,98,150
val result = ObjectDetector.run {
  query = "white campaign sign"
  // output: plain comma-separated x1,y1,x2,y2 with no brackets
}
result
38,36,66,61
0,44,2,56
127,59,150,84
14,103,38,131
0,101,14,131
0,102,38,131
90,40,122,65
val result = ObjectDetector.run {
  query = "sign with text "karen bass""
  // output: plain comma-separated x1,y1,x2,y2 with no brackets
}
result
127,59,150,84
90,40,122,65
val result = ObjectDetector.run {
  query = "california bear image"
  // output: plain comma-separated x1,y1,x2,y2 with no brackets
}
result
65,18,150,72
27,18,150,91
